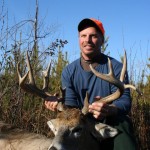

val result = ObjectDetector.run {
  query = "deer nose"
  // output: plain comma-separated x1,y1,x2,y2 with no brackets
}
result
49,146,57,150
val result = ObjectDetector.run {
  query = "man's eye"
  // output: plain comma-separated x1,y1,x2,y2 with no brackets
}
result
81,35,86,38
92,35,97,38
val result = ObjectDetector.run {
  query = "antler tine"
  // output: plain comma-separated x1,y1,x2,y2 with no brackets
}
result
26,51,35,85
42,61,51,92
124,84,143,96
82,92,89,114
56,87,66,111
17,61,29,87
120,50,127,82
121,51,142,96
89,57,124,103
17,51,36,87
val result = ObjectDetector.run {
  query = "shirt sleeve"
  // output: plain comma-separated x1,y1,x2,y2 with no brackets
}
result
61,67,81,108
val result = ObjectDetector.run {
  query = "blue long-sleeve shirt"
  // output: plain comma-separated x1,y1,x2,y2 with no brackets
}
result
61,53,131,115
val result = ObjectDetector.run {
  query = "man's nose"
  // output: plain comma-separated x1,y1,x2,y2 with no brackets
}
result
85,35,92,42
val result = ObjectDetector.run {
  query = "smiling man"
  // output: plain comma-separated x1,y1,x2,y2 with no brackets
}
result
45,18,137,150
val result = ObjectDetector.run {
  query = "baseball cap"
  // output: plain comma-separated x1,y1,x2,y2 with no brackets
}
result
78,18,105,36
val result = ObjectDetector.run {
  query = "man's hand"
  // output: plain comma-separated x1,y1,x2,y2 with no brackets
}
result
88,96,118,120
45,96,61,111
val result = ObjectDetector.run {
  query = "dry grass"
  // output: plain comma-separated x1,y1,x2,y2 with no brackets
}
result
131,95,150,150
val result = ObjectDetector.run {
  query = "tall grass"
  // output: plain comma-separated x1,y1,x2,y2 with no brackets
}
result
131,96,150,150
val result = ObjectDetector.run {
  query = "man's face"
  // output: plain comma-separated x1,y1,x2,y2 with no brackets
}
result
79,27,103,60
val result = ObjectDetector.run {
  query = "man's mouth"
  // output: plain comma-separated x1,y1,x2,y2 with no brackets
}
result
84,44,94,48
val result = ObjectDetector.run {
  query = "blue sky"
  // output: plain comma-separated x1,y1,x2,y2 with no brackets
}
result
3,0,150,81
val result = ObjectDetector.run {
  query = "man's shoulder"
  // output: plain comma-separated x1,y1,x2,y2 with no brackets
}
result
62,58,80,74
66,58,80,68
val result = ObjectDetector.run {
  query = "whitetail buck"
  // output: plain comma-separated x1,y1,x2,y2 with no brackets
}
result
0,51,141,150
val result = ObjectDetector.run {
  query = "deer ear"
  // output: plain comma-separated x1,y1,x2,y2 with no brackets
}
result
47,120,58,136
92,123,118,139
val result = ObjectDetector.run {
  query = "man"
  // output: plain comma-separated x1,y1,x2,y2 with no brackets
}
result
45,18,137,149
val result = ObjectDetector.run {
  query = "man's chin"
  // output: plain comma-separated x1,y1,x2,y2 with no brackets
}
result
84,49,94,54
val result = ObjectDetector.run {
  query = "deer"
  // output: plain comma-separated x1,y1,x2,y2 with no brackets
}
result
0,121,52,150
0,51,141,150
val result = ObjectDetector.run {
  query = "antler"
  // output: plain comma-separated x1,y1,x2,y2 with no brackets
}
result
17,51,65,103
82,51,142,114
89,51,142,103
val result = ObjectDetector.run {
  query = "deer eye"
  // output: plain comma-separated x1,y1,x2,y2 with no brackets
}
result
71,126,83,137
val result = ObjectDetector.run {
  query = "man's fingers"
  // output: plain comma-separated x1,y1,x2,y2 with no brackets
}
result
89,102,110,119
45,101,58,111
52,101,58,111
